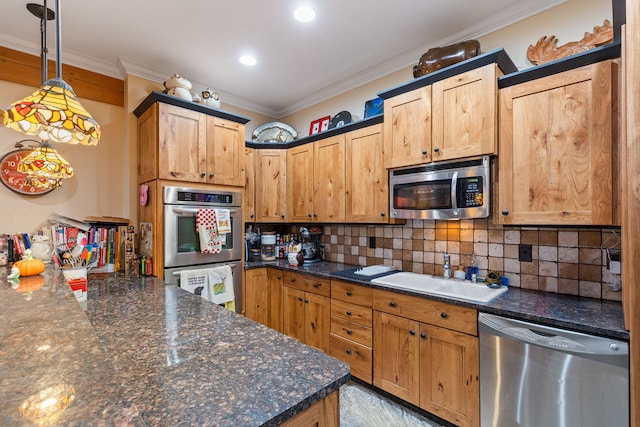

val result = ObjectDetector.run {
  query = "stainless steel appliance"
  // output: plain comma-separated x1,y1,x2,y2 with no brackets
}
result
299,227,321,263
389,155,490,220
163,186,243,312
479,313,629,427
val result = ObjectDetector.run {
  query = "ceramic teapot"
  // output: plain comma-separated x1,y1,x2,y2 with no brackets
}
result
166,87,193,101
30,235,54,263
201,88,220,108
164,74,192,91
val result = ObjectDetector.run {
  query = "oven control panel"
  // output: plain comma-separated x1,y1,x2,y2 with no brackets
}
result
164,186,241,206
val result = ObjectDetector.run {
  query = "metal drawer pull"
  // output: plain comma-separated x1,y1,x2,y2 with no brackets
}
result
441,312,448,318
346,311,352,316
420,333,427,339
346,348,352,355
346,329,352,335
298,297,303,302
389,301,396,307
346,291,352,296
304,299,309,303
409,330,416,336
313,283,319,288
291,277,296,282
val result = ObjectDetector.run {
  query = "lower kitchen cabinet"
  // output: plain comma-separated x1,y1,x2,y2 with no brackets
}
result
329,280,374,383
373,289,479,427
282,271,331,352
244,268,269,326
267,268,283,333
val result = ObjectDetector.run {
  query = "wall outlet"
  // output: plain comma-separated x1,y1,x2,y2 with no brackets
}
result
518,244,533,262
369,236,376,249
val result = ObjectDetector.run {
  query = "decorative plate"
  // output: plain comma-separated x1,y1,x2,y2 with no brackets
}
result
252,122,298,143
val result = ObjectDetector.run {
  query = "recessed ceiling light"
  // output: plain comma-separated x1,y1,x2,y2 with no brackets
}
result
294,6,315,22
239,55,257,66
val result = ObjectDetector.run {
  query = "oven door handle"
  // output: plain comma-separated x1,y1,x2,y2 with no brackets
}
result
171,208,239,215
172,263,239,276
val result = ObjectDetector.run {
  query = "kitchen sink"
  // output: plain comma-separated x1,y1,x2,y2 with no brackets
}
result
370,272,507,303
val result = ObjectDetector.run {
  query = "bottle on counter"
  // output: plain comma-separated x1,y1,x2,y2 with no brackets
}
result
466,255,478,281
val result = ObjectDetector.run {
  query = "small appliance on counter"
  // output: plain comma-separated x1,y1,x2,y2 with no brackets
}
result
299,226,322,263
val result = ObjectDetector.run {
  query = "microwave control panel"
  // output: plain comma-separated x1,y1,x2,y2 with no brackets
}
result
457,177,484,207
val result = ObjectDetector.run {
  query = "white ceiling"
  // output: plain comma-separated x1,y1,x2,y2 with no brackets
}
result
0,0,564,118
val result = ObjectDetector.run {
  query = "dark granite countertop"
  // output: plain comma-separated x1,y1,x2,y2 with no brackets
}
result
246,260,629,340
0,267,349,426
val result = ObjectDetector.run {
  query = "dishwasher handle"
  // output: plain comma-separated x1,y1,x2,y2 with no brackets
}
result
479,313,629,368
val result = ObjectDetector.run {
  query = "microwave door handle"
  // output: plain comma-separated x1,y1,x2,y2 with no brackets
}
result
451,171,458,211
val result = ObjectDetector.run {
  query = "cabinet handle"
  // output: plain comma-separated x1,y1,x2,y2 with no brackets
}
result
409,330,416,336
313,283,319,288
420,333,427,339
291,277,296,282
346,291,352,296
298,297,303,302
440,312,448,319
346,348,352,355
250,214,254,219
380,212,385,217
170,171,178,177
389,301,396,307
421,149,428,155
433,147,440,153
200,172,206,177
209,172,214,178
304,299,309,304
346,329,353,335
346,310,352,316
277,276,281,280
501,210,509,216
308,213,312,218
313,213,318,217
281,214,285,219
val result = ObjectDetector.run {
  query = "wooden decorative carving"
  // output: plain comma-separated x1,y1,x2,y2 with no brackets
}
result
413,40,481,78
527,19,613,65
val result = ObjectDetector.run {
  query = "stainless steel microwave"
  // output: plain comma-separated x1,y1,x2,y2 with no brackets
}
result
389,156,490,220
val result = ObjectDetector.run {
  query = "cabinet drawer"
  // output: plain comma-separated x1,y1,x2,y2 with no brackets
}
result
372,288,477,336
331,299,372,326
329,334,372,383
283,271,330,297
331,280,373,307
331,316,372,347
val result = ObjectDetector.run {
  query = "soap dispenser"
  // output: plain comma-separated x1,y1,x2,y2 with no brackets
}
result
466,255,478,281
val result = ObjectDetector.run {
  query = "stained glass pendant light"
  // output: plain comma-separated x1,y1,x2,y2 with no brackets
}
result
17,141,74,184
2,0,101,146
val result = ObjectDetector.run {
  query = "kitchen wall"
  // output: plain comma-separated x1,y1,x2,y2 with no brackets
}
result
321,221,623,301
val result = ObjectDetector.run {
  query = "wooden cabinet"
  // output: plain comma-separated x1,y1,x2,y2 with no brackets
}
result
244,268,269,326
255,149,287,222
330,280,374,383
282,271,331,352
287,136,346,222
497,60,618,225
384,64,500,169
244,268,283,332
243,147,256,223
372,288,479,427
384,86,432,168
137,102,245,186
345,124,388,222
279,390,339,427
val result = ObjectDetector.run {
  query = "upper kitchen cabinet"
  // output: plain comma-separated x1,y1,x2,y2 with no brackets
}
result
379,49,516,169
133,92,250,186
243,147,256,223
287,143,315,222
345,124,388,222
255,149,287,222
383,86,432,168
497,59,619,226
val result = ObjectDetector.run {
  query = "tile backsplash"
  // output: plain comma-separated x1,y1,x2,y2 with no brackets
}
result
320,220,622,301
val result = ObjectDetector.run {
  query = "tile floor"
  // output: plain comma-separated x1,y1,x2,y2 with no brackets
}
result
340,382,446,427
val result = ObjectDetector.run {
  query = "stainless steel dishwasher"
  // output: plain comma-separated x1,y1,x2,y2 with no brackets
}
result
479,313,629,427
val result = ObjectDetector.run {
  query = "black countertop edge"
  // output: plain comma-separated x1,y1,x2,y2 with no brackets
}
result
133,91,251,124
245,260,629,340
498,42,621,88
377,48,517,100
245,114,384,149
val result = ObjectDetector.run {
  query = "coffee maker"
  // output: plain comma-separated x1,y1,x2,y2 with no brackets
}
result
299,227,322,263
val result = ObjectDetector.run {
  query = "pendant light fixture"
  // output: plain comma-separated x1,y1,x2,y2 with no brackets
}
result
2,0,101,146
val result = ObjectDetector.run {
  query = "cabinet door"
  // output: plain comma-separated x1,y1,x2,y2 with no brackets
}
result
305,293,330,353
158,104,206,182
373,311,420,405
244,268,269,326
137,104,158,184
256,150,287,222
384,86,432,168
419,324,479,427
287,144,314,222
346,124,388,222
243,148,256,223
432,64,498,160
267,268,283,332
283,286,306,343
206,116,244,186
314,135,346,222
498,60,617,225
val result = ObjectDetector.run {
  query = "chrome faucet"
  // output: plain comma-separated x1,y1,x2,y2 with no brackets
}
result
443,253,451,279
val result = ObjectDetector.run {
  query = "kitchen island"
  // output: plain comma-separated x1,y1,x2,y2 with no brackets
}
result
0,268,349,426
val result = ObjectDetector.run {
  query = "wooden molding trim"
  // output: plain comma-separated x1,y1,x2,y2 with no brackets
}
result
0,46,124,107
